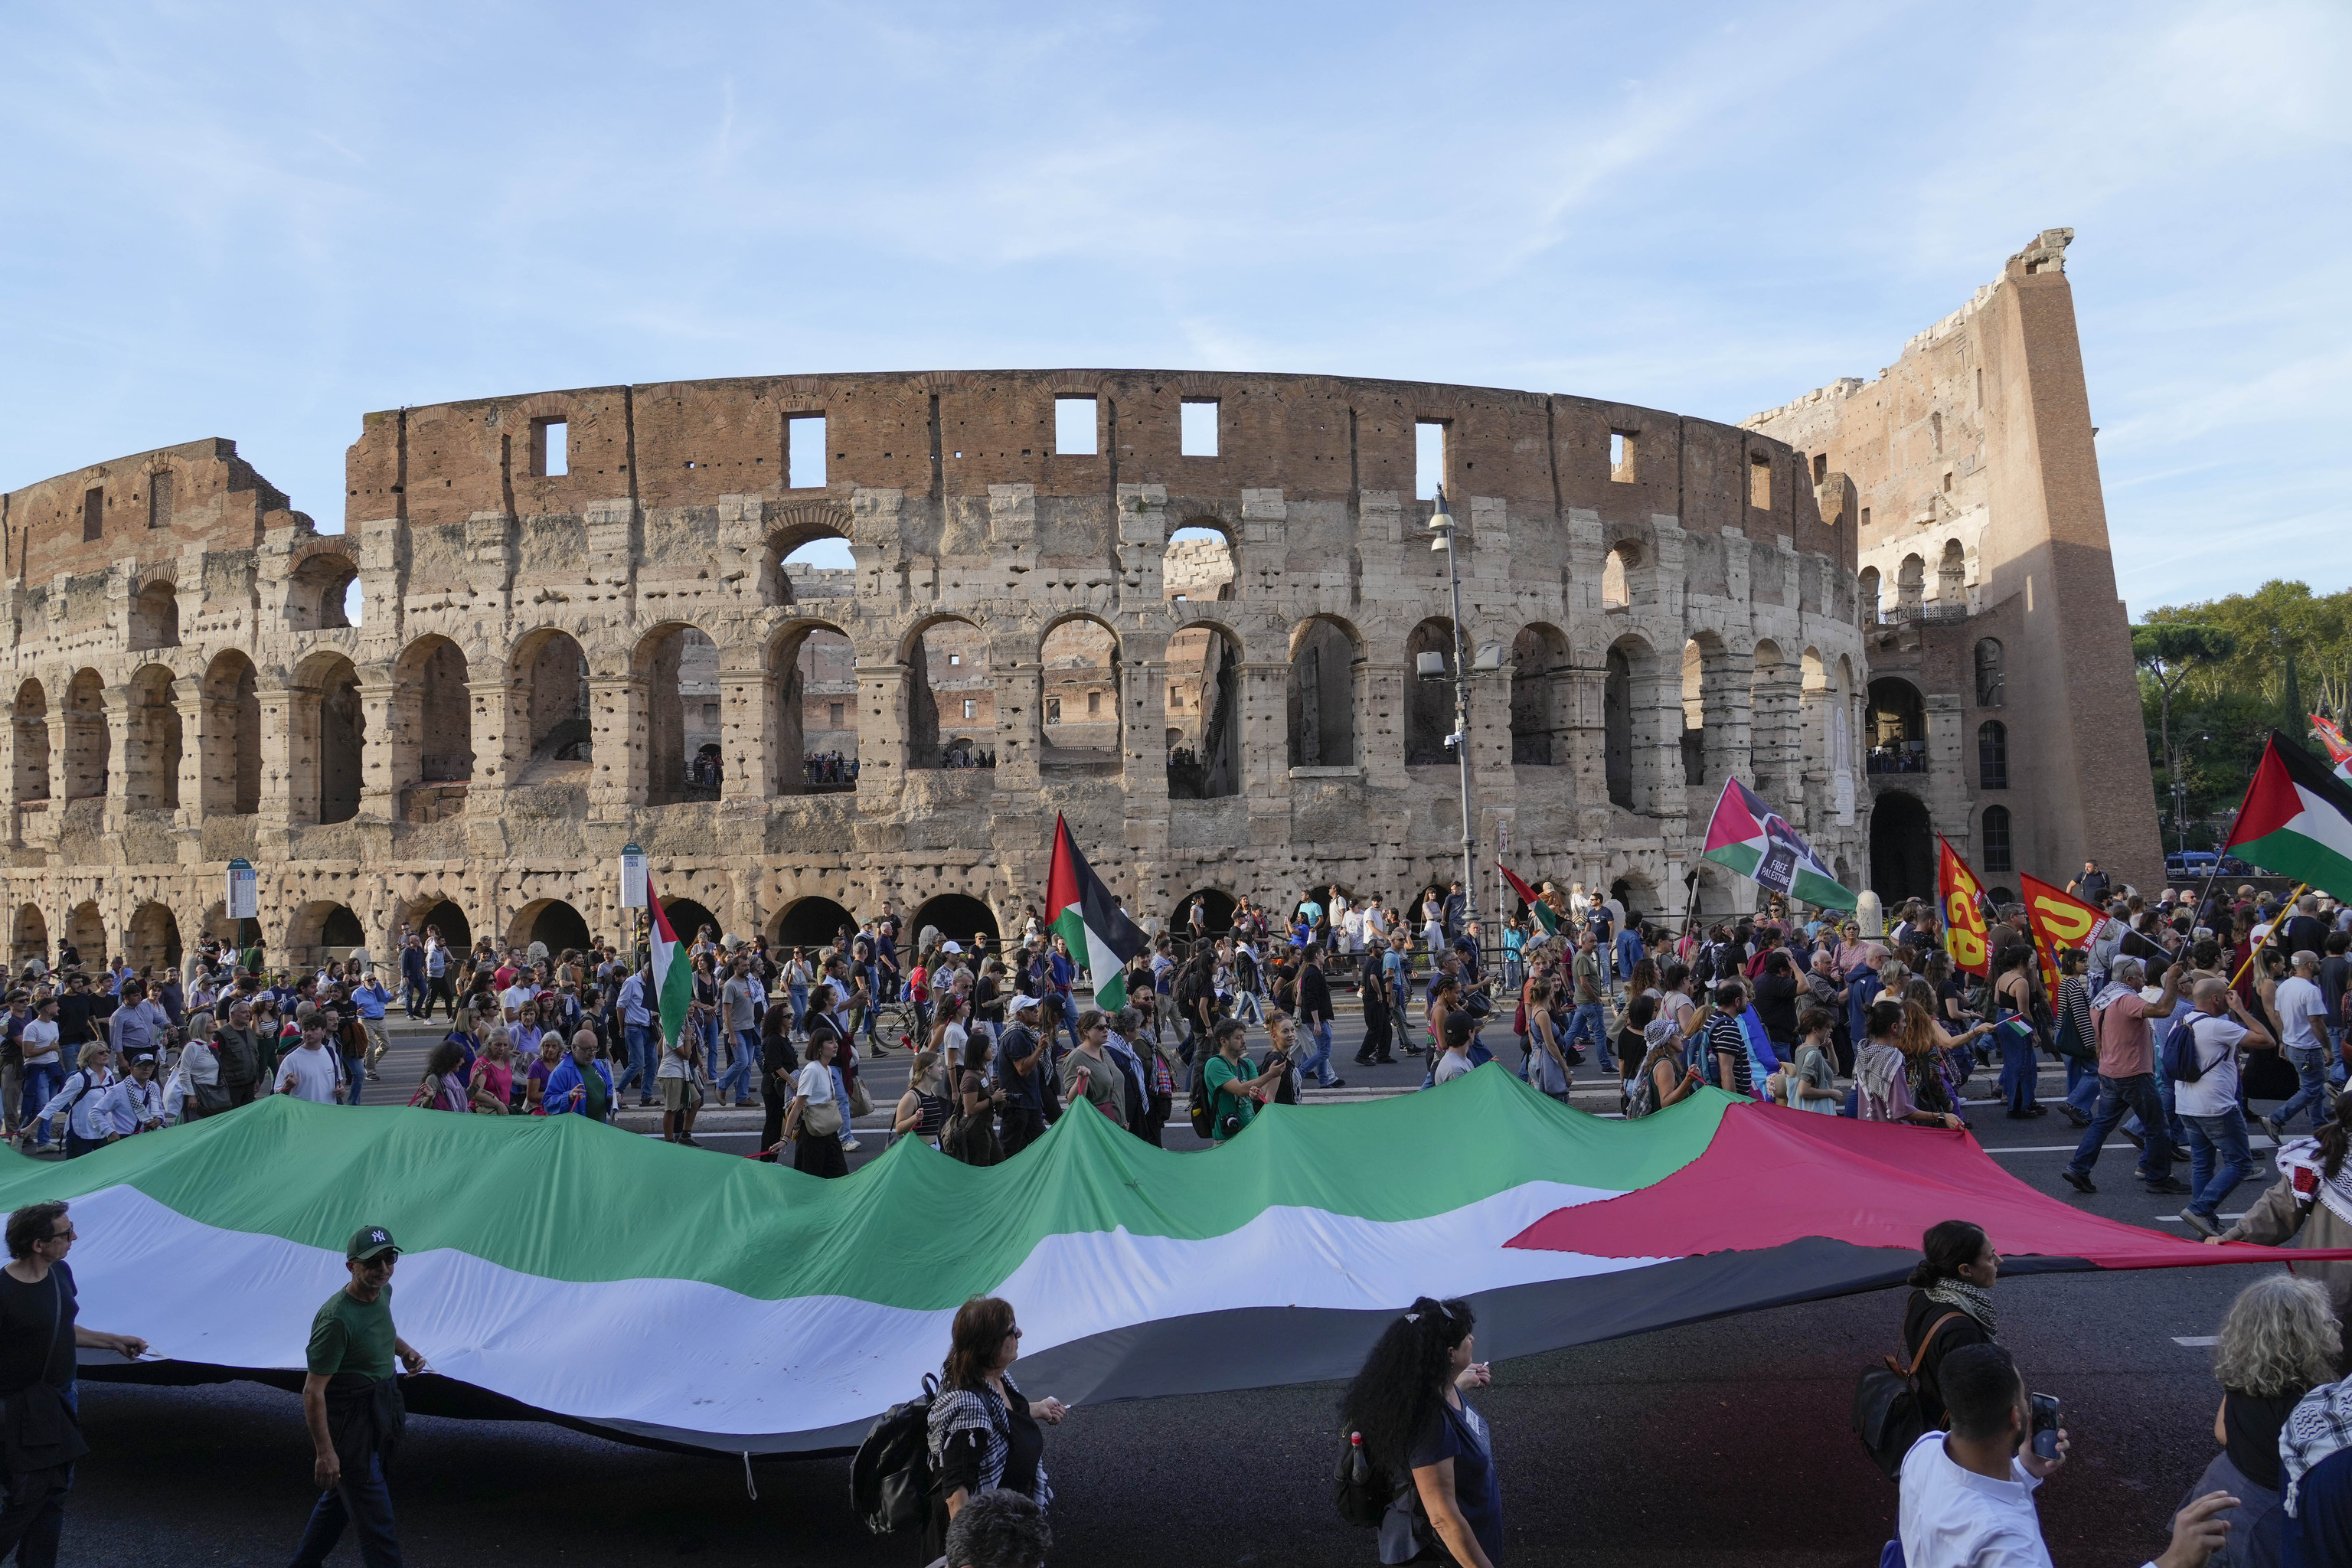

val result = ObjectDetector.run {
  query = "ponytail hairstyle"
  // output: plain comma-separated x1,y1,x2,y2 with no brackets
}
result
1907,1220,1988,1289
2320,1092,2352,1182
1337,1296,1477,1475
1865,999,1906,1041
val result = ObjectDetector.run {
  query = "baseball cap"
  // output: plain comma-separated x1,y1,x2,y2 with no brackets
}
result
942,941,962,954
347,1225,400,1262
1008,993,1041,1017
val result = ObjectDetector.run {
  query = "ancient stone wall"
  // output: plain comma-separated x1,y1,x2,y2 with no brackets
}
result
0,369,1870,965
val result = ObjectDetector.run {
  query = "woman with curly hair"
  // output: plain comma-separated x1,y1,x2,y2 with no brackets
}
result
2182,1273,2341,1564
1337,1295,1501,1567
1900,978,1993,1125
923,1297,1067,1559
2213,1089,2352,1361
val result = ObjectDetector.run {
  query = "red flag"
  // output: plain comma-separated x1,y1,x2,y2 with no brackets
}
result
1938,839,1991,977
2021,872,2106,1001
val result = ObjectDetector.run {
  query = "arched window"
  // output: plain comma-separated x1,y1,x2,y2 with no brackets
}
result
1602,544,1638,610
1978,720,2008,789
1857,567,1880,626
1975,639,2004,708
1896,554,1926,615
1938,539,1965,603
1981,805,2014,874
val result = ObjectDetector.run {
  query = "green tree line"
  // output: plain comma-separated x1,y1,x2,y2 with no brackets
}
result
2136,581,2352,847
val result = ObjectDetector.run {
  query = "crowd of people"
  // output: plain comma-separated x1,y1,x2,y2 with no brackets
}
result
805,751,860,784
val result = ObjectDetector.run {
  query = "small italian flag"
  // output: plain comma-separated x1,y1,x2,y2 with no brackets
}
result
645,878,696,1048
2223,731,2352,903
1046,815,1148,1012
1498,862,1561,944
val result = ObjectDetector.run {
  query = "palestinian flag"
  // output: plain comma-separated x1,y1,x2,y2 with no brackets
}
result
2225,731,2352,903
1498,861,1560,943
1047,813,1147,1011
645,878,694,1047
1700,778,1856,910
35,1076,2340,1455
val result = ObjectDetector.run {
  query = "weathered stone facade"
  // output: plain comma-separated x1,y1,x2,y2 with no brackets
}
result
0,368,1873,968
1746,229,2164,902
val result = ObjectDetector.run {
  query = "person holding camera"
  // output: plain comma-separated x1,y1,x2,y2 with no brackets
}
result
1201,1019,1284,1144
1898,1340,2233,1568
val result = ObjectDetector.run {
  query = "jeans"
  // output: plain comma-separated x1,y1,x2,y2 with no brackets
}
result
1232,988,1264,1026
618,1024,657,1100
831,1065,854,1146
341,1057,364,1105
2278,1045,2335,1131
21,1062,62,1145
789,984,808,1034
1997,1025,2039,1113
401,978,425,1018
717,1029,760,1100
2064,1056,2099,1118
1563,1003,1609,1067
2184,1108,2254,1221
1297,1020,1335,1087
289,1449,403,1567
2068,1073,2174,1184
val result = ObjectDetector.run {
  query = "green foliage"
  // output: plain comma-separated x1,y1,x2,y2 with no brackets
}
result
2143,581,2352,721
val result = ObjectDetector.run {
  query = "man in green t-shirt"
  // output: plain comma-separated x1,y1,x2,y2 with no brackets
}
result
1200,1019,1285,1143
289,1224,430,1568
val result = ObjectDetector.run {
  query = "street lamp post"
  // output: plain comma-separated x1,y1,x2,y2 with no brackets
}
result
1423,490,1480,949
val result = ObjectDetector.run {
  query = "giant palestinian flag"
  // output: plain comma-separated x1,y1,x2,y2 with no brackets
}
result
1047,813,1148,1011
2226,730,2352,903
1700,779,1856,910
34,1071,2341,1455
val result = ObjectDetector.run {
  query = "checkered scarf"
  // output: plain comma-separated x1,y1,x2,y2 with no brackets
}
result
926,1375,1053,1511
2282,1379,2352,1517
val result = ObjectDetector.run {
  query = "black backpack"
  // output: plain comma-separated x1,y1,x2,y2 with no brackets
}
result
849,1374,939,1534
1853,1312,1965,1481
1188,1057,1219,1138
1334,1432,1390,1527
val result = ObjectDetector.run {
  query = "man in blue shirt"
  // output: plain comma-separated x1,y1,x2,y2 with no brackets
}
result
615,968,656,1106
542,1029,615,1121
398,938,426,1020
1047,940,1080,1054
350,971,394,1082
1614,920,1645,1004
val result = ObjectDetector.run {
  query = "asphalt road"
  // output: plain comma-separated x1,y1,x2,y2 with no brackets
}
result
59,1005,2297,1566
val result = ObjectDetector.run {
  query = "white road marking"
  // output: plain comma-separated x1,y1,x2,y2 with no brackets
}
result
2154,1214,2246,1223
2173,1336,2220,1348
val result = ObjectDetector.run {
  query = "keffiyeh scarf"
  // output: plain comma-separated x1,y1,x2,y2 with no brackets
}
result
1923,1278,1999,1338
2282,1379,2352,1517
2274,1137,2352,1229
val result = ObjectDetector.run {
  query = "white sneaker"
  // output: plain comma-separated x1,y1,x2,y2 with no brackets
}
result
841,1137,863,1151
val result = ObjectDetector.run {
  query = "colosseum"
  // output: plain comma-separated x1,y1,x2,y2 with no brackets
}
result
0,359,1887,968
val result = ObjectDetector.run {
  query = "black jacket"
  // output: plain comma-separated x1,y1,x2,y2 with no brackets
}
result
1298,967,1332,1026
1903,1290,1991,1432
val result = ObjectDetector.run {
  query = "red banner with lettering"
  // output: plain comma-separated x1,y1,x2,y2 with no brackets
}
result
1939,838,1991,977
2021,872,2108,1001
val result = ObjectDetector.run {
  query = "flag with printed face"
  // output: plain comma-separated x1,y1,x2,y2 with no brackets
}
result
1938,839,1992,977
1699,779,1856,911
1047,814,1148,1011
2225,731,2352,902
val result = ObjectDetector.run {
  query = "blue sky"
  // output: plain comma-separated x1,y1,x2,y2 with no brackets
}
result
3,2,2344,618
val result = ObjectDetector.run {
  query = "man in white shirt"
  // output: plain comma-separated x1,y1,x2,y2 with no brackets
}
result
95,1054,165,1138
1900,1341,2230,1568
2174,976,2272,1238
275,1017,344,1105
498,966,537,1024
2265,951,2336,1140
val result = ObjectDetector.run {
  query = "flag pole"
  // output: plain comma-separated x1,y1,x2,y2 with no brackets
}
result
2226,881,2307,990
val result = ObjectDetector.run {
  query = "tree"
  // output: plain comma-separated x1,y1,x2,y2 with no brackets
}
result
2135,623,2236,849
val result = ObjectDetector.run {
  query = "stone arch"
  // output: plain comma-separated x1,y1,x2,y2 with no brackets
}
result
1169,887,1237,938
1749,639,1797,802
130,580,179,650
126,900,182,970
1165,522,1238,602
1866,677,1927,774
905,613,991,772
1601,541,1640,610
633,622,721,805
662,897,722,947
61,670,108,802
1604,633,1664,813
770,618,858,792
1040,613,1121,764
910,894,1000,953
1857,566,1881,626
1975,638,2005,708
201,650,262,815
1895,553,1926,616
1288,614,1361,768
1870,792,1935,903
1403,618,1456,766
11,904,45,970
1978,720,2009,790
64,900,104,962
292,651,364,825
402,895,472,954
12,680,47,805
1166,618,1241,799
759,506,857,606
1938,537,1966,603
770,895,856,949
286,900,367,965
394,634,475,786
1508,623,1570,766
124,663,182,812
1681,631,1741,791
514,628,591,782
508,898,592,956
286,551,358,631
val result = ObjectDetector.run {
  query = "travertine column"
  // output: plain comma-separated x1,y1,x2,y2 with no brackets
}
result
587,675,643,818
172,678,206,830
718,652,770,805
357,676,400,822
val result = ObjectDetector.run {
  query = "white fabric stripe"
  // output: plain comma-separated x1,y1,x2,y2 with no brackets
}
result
2285,785,2352,869
64,1179,1650,1440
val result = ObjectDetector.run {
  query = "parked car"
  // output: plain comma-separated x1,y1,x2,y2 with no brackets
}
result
2166,851,2219,878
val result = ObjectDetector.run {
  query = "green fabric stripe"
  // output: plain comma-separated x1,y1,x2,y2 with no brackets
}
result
1704,844,1763,878
0,1070,1728,1312
2235,826,2352,904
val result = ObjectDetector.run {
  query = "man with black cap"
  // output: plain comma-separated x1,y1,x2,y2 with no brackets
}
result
290,1224,430,1568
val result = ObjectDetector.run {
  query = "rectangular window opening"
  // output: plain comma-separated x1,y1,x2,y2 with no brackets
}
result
148,470,175,529
1054,397,1099,456
788,416,827,488
962,698,977,720
1046,697,1063,724
1087,691,1101,717
1609,429,1638,483
82,487,103,543
828,702,844,727
1180,399,1220,458
534,418,568,477
948,653,960,666
1811,452,1827,485
1860,506,1871,531
1748,452,1772,510
1415,420,1446,500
